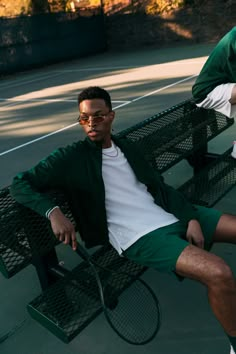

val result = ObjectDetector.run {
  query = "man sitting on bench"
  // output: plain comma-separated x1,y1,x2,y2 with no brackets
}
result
11,86,236,354
192,27,236,157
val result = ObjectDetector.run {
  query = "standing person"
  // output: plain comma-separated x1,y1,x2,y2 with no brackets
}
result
11,86,236,353
192,27,236,157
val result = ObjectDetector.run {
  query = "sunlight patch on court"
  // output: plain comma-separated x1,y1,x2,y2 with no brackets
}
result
0,57,207,103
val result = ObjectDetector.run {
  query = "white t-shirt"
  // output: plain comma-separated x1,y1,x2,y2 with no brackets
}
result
102,142,178,254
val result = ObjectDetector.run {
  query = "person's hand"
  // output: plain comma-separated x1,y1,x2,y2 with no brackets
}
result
49,207,77,250
186,219,204,249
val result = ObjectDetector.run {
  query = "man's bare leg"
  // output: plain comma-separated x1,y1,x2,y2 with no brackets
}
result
176,213,236,353
212,213,236,353
175,244,236,335
176,213,236,332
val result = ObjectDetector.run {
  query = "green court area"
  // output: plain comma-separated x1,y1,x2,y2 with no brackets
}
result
0,43,235,354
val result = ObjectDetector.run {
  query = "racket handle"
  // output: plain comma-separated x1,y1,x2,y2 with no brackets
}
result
75,243,90,261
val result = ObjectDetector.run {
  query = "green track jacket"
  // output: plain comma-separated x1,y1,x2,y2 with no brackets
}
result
192,27,236,103
10,136,199,248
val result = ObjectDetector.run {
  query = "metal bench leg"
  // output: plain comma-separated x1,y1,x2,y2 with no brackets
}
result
32,248,59,290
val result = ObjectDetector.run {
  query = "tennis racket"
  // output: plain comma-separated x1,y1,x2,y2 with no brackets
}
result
75,243,161,345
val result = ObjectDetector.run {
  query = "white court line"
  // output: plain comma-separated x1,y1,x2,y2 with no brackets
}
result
0,75,196,157
0,72,64,108
113,74,197,109
0,72,63,90
0,123,79,157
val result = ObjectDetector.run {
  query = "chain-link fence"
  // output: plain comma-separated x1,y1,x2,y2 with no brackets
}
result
0,11,106,75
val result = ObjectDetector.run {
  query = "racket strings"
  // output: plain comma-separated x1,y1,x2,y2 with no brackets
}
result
103,277,160,345
75,247,161,345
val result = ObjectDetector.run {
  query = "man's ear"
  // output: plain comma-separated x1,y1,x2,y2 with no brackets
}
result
109,110,115,122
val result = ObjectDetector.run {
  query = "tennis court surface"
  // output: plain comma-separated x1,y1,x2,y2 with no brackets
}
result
1,43,236,354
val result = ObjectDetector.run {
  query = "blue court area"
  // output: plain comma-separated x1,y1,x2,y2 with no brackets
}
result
1,43,236,354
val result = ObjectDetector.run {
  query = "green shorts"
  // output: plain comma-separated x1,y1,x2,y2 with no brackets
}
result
123,206,222,280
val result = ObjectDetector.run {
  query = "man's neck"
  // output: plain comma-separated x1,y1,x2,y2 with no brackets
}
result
102,137,112,148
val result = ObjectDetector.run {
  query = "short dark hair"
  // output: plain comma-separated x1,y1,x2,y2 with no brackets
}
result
78,86,112,110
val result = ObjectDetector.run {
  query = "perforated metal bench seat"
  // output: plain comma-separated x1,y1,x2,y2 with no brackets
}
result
117,99,234,172
179,147,236,207
0,188,75,278
27,245,146,343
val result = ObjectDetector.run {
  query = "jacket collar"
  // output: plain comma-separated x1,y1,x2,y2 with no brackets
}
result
84,135,119,150
84,136,103,149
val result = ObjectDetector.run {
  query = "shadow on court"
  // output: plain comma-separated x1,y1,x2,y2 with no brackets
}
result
0,43,235,354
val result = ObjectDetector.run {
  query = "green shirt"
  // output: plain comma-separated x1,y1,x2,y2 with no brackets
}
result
192,27,236,103
10,136,199,248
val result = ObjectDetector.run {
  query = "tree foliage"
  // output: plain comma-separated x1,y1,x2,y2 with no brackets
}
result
144,0,185,15
0,0,230,17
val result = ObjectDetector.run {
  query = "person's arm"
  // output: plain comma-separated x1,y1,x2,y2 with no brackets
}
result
11,170,58,217
10,146,77,249
48,207,77,250
10,147,67,216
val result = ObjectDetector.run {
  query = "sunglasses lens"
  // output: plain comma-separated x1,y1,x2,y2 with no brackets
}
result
78,116,105,125
79,119,87,125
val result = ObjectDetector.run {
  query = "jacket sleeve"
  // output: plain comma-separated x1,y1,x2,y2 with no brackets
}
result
10,147,70,217
152,170,199,225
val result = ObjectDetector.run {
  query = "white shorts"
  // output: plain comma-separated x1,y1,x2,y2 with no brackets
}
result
196,83,236,118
